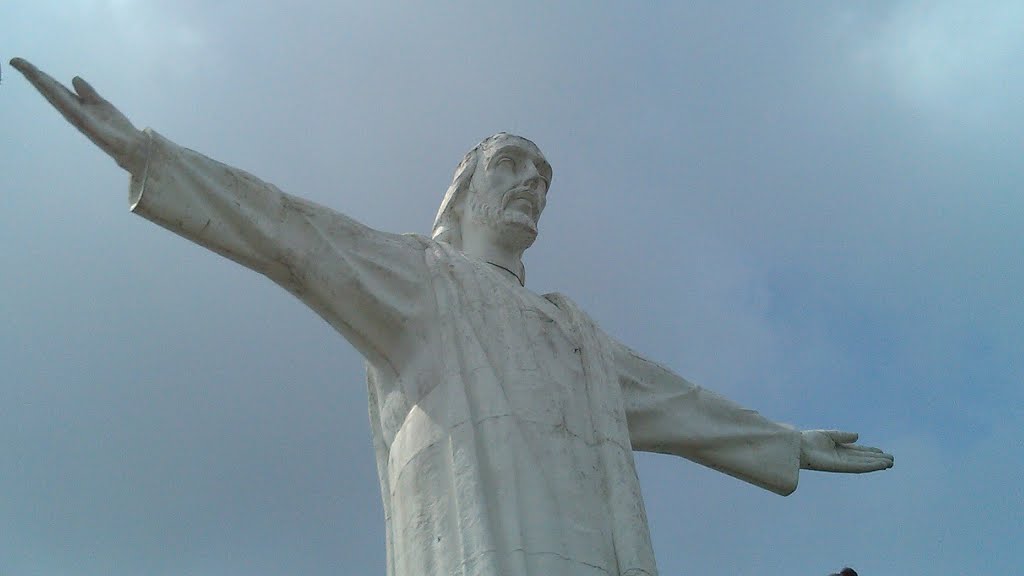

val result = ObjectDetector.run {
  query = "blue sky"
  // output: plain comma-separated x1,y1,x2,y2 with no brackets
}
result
2,2,1021,574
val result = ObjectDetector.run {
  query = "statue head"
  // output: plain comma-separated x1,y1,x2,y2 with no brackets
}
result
432,133,552,253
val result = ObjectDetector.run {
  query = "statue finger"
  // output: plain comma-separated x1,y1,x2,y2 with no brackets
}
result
841,443,884,454
848,453,893,472
855,449,893,466
846,448,892,461
72,76,107,105
864,457,893,471
824,430,859,444
10,58,90,126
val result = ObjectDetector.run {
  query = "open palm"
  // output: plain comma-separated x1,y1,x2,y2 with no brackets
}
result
800,430,894,473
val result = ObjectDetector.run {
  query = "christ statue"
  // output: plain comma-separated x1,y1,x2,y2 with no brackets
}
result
11,58,893,576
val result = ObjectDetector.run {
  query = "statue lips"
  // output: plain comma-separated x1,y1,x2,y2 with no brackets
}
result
502,187,541,221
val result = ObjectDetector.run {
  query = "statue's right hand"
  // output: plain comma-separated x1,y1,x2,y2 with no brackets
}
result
10,58,147,174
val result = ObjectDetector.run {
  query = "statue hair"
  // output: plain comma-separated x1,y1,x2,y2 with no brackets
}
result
431,133,512,249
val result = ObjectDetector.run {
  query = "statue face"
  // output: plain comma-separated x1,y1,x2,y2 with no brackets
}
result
464,136,551,248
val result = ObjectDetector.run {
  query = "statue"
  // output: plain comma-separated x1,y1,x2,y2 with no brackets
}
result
10,58,893,576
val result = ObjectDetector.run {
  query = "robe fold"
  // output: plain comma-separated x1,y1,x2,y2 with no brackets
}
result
128,129,803,576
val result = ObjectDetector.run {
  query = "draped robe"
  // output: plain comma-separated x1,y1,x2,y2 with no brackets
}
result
128,129,803,576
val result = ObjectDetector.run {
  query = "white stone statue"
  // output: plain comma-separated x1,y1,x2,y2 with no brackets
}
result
11,58,893,576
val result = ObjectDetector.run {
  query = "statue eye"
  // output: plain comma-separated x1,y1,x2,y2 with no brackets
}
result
496,157,516,170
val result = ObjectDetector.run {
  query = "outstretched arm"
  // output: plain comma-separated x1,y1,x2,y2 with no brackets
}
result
616,343,892,495
12,58,431,372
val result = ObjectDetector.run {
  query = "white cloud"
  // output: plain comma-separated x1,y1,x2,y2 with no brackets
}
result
3,3,1020,574
847,1,1024,129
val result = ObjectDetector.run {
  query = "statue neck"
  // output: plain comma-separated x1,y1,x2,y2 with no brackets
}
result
461,241,526,286
484,259,524,286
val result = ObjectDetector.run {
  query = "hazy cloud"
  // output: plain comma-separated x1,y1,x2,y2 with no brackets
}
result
2,2,1019,574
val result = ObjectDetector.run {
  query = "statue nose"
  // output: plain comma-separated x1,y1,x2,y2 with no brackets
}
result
522,161,544,191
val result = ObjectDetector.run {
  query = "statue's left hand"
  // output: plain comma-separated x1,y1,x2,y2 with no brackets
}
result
10,57,147,174
800,430,894,473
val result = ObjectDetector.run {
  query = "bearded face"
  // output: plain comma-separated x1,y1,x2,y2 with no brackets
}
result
465,183,541,248
462,137,551,250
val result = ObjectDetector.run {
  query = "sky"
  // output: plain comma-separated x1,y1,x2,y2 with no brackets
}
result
1,1,1021,574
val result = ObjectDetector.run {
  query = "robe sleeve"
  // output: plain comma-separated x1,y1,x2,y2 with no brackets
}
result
616,342,802,496
128,129,429,373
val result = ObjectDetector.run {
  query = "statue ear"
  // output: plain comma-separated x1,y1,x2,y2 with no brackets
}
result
452,187,466,216
453,179,475,221
443,148,480,236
